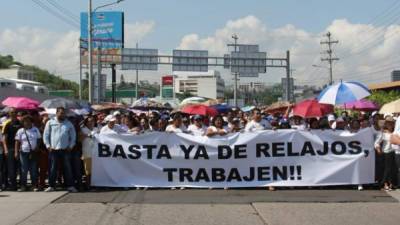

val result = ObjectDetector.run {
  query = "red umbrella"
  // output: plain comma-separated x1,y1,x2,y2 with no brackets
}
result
293,99,333,118
181,104,218,116
2,97,39,110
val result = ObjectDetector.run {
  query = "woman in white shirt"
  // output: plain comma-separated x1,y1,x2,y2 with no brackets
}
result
206,115,229,137
166,113,188,133
15,115,41,191
80,115,99,189
375,120,396,191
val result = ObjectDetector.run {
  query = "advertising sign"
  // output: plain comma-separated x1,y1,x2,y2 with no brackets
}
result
80,11,124,49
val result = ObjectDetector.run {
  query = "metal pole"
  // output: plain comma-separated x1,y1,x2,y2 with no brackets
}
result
111,64,116,103
88,0,93,103
135,42,139,100
286,50,291,102
96,47,102,103
232,34,238,107
79,40,82,100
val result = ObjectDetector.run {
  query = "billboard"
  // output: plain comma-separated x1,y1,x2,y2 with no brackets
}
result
80,11,124,49
162,76,173,86
172,50,208,72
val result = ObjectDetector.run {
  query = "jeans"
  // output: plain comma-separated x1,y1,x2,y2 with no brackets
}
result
48,150,74,188
19,152,38,187
0,154,4,189
382,152,396,185
6,148,17,189
70,150,82,187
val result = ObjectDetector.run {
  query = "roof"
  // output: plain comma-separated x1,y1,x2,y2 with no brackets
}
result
0,87,57,104
368,81,400,90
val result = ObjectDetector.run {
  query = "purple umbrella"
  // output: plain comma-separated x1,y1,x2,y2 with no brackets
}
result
339,99,379,111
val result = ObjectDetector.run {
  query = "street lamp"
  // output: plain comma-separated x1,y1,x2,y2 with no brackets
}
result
88,0,124,103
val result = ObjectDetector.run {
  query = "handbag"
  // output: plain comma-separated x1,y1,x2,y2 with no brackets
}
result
24,128,38,161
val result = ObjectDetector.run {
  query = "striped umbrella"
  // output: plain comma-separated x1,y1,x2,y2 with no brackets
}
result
317,81,371,105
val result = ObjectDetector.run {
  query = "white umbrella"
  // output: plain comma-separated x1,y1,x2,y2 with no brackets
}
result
180,97,206,106
317,81,371,105
379,99,400,114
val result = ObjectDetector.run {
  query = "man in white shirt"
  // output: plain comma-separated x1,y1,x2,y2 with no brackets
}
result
166,113,188,133
245,108,272,132
100,115,126,134
188,115,207,136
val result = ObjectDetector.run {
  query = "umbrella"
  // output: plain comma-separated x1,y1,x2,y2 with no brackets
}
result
181,104,218,116
241,106,255,112
379,99,400,114
2,97,39,110
339,99,379,111
293,99,333,118
180,97,207,106
211,104,233,113
317,81,371,105
40,98,81,109
131,97,171,110
91,102,126,111
265,101,291,114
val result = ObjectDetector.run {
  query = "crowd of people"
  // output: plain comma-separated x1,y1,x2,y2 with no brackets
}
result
0,105,399,192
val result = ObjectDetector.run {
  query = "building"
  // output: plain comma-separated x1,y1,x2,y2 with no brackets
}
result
239,82,265,93
0,64,35,81
173,70,225,99
0,78,48,94
391,70,400,82
369,81,400,92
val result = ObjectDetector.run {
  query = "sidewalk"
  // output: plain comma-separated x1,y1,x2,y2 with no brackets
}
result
0,191,66,225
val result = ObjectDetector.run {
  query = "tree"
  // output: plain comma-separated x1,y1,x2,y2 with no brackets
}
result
367,90,400,106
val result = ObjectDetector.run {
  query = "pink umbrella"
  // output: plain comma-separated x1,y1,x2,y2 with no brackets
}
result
339,99,378,111
2,97,40,110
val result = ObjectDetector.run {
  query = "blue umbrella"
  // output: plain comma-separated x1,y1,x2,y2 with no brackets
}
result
317,81,371,105
211,104,233,113
241,105,255,112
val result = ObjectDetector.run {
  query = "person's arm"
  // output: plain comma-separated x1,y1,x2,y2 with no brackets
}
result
206,127,216,137
374,132,383,154
68,123,76,150
43,120,51,150
2,122,9,155
390,133,400,145
14,130,21,159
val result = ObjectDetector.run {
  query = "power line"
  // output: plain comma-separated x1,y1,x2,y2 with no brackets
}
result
320,32,339,85
31,0,79,28
45,0,80,23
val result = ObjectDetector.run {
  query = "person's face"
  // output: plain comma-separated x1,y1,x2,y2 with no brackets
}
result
174,118,182,126
9,110,17,120
23,119,32,128
360,120,369,128
56,109,66,121
215,117,223,128
310,120,319,129
115,115,121,123
253,111,262,121
86,118,95,129
108,120,115,128
140,119,147,128
195,118,202,126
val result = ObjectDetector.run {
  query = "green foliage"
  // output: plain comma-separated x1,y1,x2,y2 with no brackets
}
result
367,90,400,106
0,54,80,98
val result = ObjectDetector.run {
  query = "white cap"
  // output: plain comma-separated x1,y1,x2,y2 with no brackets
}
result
372,111,378,117
113,111,121,116
336,116,344,122
328,114,335,121
384,113,392,119
104,115,116,123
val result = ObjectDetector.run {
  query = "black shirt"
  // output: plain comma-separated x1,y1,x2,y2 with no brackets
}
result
2,119,22,148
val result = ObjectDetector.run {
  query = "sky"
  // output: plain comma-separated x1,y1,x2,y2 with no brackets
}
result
1,0,400,87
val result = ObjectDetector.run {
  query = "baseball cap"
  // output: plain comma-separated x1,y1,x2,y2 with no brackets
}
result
113,111,121,116
193,114,202,120
104,115,116,123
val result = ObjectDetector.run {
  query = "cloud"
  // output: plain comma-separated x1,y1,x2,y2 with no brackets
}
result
177,15,400,86
0,21,156,81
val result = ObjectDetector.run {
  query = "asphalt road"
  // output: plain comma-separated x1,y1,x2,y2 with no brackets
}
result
4,189,400,225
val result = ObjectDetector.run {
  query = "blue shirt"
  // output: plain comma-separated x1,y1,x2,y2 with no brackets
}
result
43,118,76,150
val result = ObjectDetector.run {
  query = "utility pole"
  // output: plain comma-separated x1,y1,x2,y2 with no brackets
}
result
232,34,239,107
88,0,93,103
285,50,291,102
320,32,339,85
135,42,139,100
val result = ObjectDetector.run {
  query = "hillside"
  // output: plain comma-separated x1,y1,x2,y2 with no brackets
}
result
0,54,79,97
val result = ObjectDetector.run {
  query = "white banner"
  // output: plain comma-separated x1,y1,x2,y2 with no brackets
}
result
92,128,375,188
